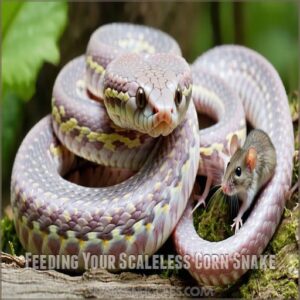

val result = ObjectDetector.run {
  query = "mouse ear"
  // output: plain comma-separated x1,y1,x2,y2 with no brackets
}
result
229,134,240,156
246,147,257,171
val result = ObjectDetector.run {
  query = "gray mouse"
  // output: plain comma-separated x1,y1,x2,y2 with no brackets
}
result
221,129,277,233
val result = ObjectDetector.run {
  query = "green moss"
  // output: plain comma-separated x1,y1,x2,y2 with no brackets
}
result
288,90,299,123
239,206,299,299
193,188,233,241
270,208,299,253
0,216,24,255
290,148,299,203
240,272,298,299
240,262,298,299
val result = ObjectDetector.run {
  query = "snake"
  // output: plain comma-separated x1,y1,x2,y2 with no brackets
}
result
11,23,294,285
174,46,294,285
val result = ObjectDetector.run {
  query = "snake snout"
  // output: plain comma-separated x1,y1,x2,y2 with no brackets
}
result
147,108,176,137
154,109,173,126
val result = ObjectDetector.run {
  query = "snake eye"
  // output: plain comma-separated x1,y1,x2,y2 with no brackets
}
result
175,87,182,107
136,87,146,109
235,167,242,177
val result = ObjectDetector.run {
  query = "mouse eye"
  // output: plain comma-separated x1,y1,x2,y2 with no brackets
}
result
175,87,182,107
227,162,230,168
235,167,242,177
136,87,146,109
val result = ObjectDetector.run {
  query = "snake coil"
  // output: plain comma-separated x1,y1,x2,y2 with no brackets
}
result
11,23,293,285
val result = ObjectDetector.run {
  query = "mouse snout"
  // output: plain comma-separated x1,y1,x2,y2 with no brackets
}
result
221,183,230,195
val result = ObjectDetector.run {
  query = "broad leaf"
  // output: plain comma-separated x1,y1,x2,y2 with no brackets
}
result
2,2,68,100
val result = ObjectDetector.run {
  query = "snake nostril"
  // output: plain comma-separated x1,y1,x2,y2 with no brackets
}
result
152,107,159,115
170,108,174,114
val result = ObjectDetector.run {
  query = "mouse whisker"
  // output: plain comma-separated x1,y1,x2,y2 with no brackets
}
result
207,186,224,209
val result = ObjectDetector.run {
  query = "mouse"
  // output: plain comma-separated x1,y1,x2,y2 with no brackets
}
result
221,129,277,233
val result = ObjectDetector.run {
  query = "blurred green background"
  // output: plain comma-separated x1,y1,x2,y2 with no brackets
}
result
1,1,298,210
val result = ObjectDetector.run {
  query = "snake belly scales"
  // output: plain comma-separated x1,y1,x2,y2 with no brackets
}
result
11,23,294,285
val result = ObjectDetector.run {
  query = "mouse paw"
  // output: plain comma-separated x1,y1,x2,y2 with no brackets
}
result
231,217,243,234
192,194,206,212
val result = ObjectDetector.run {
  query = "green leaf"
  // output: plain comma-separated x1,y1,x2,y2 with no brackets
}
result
1,1,22,37
2,2,68,101
1,90,24,184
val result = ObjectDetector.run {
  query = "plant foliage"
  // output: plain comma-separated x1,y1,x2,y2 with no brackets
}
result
2,1,68,100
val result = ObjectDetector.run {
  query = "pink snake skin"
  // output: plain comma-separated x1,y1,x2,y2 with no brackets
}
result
174,45,294,285
11,23,294,286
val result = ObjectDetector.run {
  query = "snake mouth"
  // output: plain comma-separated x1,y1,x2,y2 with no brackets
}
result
147,110,176,137
149,120,175,137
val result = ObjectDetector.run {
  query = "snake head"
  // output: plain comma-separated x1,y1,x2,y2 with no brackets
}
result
103,53,192,137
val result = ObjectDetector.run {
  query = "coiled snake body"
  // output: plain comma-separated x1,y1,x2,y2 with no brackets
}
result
11,23,294,285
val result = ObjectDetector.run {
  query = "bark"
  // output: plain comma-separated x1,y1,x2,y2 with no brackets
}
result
1,256,213,299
